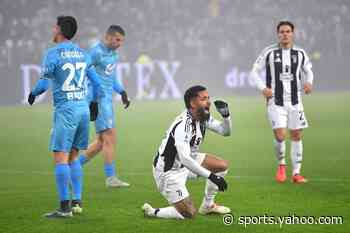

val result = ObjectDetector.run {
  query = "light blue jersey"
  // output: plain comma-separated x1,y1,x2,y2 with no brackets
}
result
89,41,124,133
42,41,93,107
33,40,101,152
89,41,124,101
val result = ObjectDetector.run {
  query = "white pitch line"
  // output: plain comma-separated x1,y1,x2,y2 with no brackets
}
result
0,169,349,183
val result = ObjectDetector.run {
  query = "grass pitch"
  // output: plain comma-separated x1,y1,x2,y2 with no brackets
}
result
0,92,349,233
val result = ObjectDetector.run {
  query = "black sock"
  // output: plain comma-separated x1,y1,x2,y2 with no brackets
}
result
60,200,70,211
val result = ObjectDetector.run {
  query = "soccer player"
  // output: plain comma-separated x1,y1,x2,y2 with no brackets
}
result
249,21,314,183
78,25,131,188
28,16,101,218
142,85,232,219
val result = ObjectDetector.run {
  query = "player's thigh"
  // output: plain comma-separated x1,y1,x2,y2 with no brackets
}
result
53,151,69,164
267,104,288,130
153,168,190,206
288,106,308,130
68,148,79,163
99,128,116,145
95,100,115,133
200,153,229,173
72,107,90,152
173,197,197,218
49,109,76,153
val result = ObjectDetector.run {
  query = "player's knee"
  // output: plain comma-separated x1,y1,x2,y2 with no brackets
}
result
102,139,113,149
219,159,229,171
275,134,285,142
290,131,302,141
100,135,113,148
95,138,103,151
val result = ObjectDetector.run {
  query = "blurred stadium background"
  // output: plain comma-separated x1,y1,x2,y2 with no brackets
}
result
0,1,349,233
0,0,349,105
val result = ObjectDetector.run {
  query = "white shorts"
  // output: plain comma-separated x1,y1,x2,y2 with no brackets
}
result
267,100,308,130
153,152,206,204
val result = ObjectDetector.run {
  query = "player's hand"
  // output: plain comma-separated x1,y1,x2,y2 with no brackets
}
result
208,173,228,192
89,101,98,121
27,93,36,105
304,82,313,94
262,88,273,98
214,100,230,118
121,91,130,109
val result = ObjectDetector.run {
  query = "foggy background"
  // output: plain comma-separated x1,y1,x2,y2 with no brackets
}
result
0,0,349,105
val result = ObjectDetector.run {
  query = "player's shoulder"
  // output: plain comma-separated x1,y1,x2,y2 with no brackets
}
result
89,41,103,53
44,45,60,56
253,43,278,65
260,43,279,55
293,45,308,54
42,46,61,63
173,110,193,134
254,44,279,63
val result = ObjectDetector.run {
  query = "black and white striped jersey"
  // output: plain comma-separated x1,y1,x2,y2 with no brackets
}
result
153,110,231,176
250,43,314,106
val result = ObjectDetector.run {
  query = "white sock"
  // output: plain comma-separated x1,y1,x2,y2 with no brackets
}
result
202,170,228,208
291,140,303,175
274,139,286,165
154,206,184,219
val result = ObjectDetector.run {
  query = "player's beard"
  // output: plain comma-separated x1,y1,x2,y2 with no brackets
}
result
196,107,210,123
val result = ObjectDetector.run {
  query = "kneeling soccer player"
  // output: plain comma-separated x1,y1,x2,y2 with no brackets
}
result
142,85,232,219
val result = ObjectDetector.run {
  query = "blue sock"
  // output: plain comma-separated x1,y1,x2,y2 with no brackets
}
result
70,159,83,201
55,164,71,201
104,161,116,178
79,154,88,166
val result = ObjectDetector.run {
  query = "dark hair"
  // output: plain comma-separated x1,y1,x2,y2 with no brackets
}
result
106,25,125,36
184,85,207,109
277,21,294,32
57,16,77,40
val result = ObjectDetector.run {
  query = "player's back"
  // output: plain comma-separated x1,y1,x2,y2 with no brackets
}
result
89,42,119,101
44,41,90,108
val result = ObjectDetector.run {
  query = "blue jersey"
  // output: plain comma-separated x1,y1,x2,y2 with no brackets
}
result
41,41,93,107
31,40,101,152
89,41,124,101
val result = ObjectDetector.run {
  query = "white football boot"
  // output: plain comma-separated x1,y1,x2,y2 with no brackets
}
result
142,203,156,217
105,176,130,188
198,203,231,215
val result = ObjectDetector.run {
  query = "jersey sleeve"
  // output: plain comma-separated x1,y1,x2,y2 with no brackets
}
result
86,67,102,100
173,121,211,178
40,49,56,80
252,49,268,72
113,75,125,94
112,52,125,94
85,51,93,68
302,50,312,70
206,115,232,136
249,47,269,90
89,46,100,67
31,79,50,96
301,50,314,84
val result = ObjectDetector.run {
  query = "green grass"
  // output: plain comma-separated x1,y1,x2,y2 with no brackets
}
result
0,92,349,233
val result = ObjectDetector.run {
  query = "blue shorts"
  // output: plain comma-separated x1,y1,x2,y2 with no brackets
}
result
95,98,115,133
49,102,90,153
